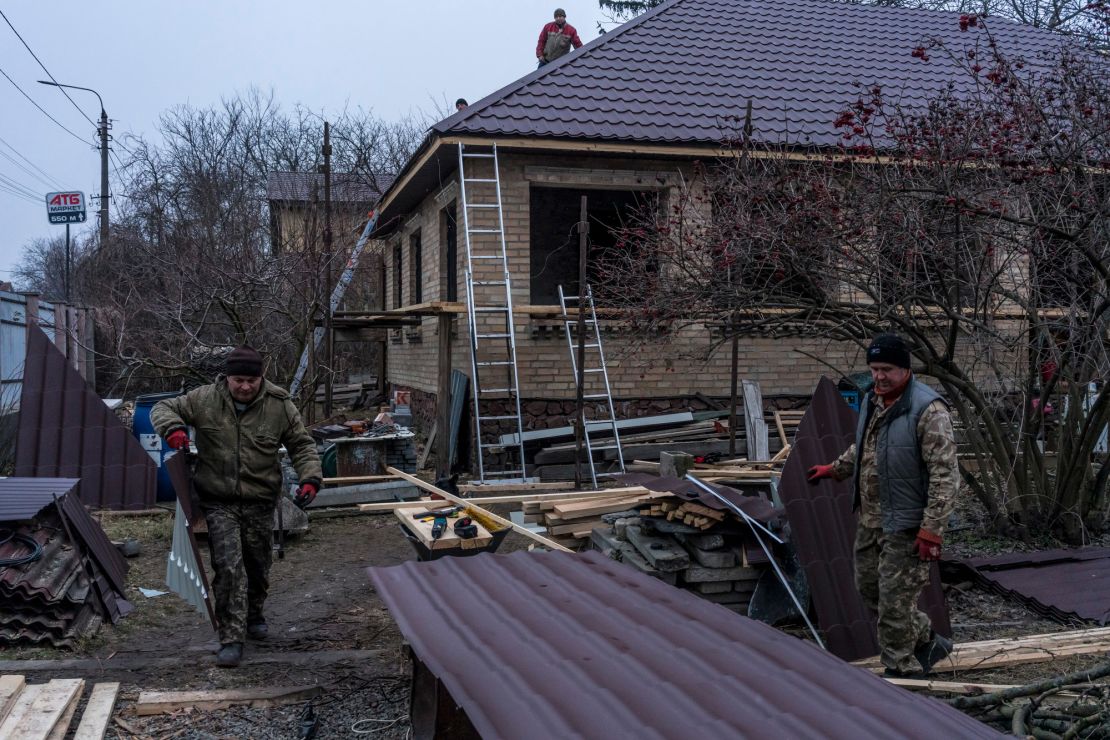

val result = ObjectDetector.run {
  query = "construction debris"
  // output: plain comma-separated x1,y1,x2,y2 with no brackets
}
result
0,483,131,648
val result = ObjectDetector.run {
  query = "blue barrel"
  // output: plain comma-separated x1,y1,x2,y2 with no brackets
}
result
133,391,183,502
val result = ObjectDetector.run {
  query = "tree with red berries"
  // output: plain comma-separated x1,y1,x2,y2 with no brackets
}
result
601,17,1110,542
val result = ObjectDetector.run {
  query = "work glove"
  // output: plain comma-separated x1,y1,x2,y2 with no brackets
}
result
914,529,943,561
294,483,319,510
806,464,836,484
165,429,189,450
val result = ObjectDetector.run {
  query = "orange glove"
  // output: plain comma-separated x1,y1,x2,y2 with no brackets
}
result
914,529,943,561
166,429,189,450
806,464,836,484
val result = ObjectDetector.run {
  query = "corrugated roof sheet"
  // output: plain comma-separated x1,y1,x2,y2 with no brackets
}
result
435,0,1067,148
369,550,999,739
58,492,129,597
266,171,393,204
165,452,216,628
0,478,78,521
777,376,949,661
15,327,156,510
952,547,1110,624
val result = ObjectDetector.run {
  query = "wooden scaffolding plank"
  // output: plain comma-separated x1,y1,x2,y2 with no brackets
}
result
1,678,84,740
0,675,26,725
45,688,81,740
72,682,120,740
135,685,322,716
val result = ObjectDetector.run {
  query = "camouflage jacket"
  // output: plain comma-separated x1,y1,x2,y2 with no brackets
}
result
150,379,321,504
831,390,958,535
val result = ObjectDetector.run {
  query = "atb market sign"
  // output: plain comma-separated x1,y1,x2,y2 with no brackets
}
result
45,191,87,224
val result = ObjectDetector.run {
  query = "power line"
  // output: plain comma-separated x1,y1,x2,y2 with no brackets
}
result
0,8,97,129
0,135,63,190
0,63,93,145
0,179,39,204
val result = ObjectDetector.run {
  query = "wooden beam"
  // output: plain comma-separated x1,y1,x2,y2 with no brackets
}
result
46,688,81,740
385,467,573,552
855,627,1110,673
458,481,575,493
72,682,119,740
773,411,789,448
435,312,452,479
322,474,400,485
359,487,653,511
135,686,323,716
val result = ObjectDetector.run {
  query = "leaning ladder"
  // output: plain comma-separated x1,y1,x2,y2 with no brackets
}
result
457,143,527,481
558,283,625,488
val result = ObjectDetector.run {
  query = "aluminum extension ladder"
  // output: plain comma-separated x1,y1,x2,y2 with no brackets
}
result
558,283,625,488
457,142,527,481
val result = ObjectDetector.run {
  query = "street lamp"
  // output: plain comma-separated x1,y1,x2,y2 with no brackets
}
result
37,80,109,248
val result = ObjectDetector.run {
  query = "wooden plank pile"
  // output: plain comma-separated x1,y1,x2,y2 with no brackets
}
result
521,486,664,549
0,675,118,739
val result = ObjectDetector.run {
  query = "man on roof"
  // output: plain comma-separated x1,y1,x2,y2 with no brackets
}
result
537,8,583,68
807,333,958,678
151,346,321,668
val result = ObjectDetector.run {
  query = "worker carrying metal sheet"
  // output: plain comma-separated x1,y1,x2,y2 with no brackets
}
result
151,346,322,668
807,333,958,678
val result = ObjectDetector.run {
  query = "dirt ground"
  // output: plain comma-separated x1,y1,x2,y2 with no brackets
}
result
0,489,1106,738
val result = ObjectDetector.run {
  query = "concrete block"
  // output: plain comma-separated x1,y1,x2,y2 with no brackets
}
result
625,525,690,573
682,542,737,569
677,532,725,550
617,543,677,586
690,581,731,594
589,527,622,558
683,564,764,583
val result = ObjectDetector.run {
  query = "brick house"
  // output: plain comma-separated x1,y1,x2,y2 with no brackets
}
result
365,0,1062,466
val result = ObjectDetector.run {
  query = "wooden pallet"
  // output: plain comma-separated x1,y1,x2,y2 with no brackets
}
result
0,676,118,740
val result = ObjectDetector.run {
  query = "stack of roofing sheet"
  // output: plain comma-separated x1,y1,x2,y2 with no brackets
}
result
0,479,131,648
951,548,1110,624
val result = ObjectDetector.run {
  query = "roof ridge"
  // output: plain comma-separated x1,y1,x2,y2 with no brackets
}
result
432,0,686,135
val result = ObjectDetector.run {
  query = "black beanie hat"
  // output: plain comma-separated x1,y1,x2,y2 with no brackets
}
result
226,346,263,377
867,333,912,369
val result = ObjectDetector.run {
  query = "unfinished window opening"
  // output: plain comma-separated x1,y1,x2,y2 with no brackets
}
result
392,242,403,309
441,202,458,302
409,230,423,304
529,186,657,305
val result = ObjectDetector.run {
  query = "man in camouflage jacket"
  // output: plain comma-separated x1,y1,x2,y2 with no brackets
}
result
152,347,321,668
808,333,957,677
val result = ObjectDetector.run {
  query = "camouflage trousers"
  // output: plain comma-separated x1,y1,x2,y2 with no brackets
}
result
203,501,275,646
854,525,933,673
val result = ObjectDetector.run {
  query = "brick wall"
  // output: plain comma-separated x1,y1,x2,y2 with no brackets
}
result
380,149,875,417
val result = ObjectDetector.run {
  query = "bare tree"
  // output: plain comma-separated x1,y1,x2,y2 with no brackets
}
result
14,89,426,399
601,20,1110,542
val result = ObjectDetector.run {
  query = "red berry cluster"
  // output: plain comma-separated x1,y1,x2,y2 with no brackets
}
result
911,46,930,61
959,13,979,31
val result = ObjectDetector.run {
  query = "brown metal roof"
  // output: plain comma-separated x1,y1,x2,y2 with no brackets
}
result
951,547,1110,624
368,550,999,739
435,0,1066,148
58,493,129,597
777,376,949,661
15,327,156,510
0,478,78,521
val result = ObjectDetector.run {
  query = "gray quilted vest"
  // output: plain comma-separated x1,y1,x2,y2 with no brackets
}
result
853,378,944,532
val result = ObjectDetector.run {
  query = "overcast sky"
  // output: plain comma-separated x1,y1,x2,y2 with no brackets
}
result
0,1,614,285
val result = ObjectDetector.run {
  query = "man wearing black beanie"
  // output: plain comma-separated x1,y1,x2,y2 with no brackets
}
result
807,333,958,678
151,346,321,667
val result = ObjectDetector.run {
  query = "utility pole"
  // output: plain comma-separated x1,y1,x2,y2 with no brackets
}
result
37,81,110,245
98,107,109,246
322,122,334,417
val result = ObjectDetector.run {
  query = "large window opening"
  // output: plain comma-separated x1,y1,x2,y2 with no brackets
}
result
529,186,656,304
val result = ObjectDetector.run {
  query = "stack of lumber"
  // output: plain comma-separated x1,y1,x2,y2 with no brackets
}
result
589,501,772,615
0,676,118,739
521,486,664,549
529,408,805,481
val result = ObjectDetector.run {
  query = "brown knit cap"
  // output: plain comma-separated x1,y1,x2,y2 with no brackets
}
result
225,346,263,377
